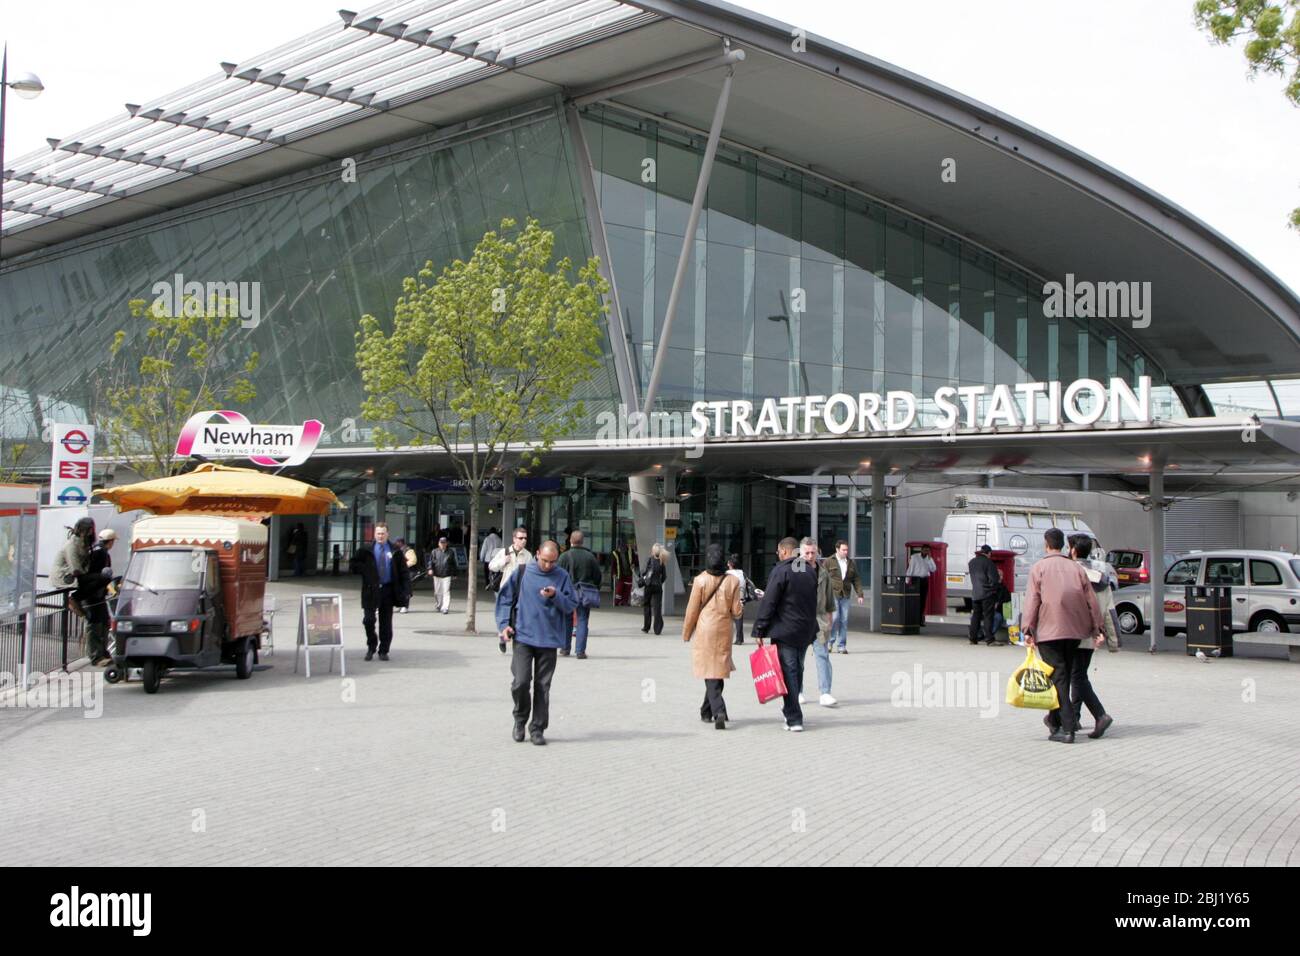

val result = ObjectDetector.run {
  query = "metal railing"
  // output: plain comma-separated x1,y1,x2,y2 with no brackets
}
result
0,587,87,686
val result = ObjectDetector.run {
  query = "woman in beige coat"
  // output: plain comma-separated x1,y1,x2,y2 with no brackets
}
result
683,544,743,729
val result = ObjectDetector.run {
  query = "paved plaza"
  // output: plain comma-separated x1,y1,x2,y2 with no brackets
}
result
3,577,1299,866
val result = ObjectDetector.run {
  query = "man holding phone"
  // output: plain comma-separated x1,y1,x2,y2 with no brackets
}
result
496,540,578,746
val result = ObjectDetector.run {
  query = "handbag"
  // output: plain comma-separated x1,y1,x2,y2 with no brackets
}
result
1005,647,1058,710
630,583,646,607
749,643,788,704
577,582,602,609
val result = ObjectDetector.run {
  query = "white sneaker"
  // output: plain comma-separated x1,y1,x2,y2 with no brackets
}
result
785,723,804,732
819,693,837,707
798,693,806,704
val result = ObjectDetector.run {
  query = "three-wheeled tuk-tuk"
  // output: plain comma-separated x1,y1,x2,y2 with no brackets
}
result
110,515,267,693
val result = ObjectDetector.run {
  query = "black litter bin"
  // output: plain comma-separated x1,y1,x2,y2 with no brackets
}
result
880,575,921,635
1185,585,1233,657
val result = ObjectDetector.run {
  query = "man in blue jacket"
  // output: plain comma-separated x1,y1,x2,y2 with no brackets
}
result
496,540,578,746
752,536,820,732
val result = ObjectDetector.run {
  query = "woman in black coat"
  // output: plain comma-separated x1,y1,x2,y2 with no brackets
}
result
640,542,666,634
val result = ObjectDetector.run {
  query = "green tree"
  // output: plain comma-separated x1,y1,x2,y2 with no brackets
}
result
1194,0,1300,228
355,217,608,633
0,385,42,483
96,296,259,480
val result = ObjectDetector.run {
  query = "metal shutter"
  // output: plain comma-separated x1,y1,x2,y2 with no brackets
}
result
1164,498,1241,553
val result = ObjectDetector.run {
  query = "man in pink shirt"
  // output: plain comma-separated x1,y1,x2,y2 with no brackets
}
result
1021,527,1104,744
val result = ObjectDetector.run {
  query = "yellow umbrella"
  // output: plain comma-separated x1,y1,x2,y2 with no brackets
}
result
94,463,344,517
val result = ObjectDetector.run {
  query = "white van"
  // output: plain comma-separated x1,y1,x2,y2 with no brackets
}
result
941,494,1101,605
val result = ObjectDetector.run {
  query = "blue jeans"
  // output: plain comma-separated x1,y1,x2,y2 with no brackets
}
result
567,605,590,654
777,642,808,726
806,638,832,695
831,597,851,648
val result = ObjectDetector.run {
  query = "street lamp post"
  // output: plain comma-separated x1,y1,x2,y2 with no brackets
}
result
0,45,47,260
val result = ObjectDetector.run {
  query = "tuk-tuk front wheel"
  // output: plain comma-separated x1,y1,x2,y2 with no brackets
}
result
235,638,254,680
142,660,162,694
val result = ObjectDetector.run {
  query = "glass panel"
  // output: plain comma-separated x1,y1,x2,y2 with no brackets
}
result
1165,559,1201,585
1204,558,1245,587
1250,560,1283,586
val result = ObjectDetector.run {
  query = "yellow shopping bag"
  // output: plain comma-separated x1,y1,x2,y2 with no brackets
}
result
1005,646,1058,710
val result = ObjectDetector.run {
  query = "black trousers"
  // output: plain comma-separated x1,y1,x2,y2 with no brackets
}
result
362,583,396,652
511,642,557,732
643,587,663,634
1069,646,1106,725
969,597,997,642
916,576,929,623
700,679,727,720
1037,639,1080,734
776,641,808,726
732,616,744,644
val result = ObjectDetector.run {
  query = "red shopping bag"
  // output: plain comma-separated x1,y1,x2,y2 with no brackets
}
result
750,643,788,704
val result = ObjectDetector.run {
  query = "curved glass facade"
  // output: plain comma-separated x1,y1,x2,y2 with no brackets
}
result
584,105,1180,424
0,95,1187,474
0,104,620,454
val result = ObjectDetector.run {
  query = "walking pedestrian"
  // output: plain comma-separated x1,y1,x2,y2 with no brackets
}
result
610,538,636,606
725,554,761,645
822,539,865,652
394,538,417,613
350,522,411,661
490,527,532,652
683,543,743,729
752,536,819,732
639,543,666,634
1068,534,1118,739
480,527,502,587
82,529,117,666
1021,528,1104,744
428,536,456,614
805,539,838,707
558,529,602,658
906,543,937,626
287,522,309,577
497,540,578,746
968,544,1002,645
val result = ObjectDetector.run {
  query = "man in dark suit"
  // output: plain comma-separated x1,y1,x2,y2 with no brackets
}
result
968,544,1003,646
350,521,411,661
752,536,820,732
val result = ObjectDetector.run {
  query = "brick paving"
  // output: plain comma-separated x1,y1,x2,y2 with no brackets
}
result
2,576,1298,866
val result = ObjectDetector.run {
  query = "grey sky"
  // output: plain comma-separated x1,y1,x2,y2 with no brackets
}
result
3,0,1297,293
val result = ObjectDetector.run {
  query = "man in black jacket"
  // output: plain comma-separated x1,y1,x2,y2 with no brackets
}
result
752,536,819,731
428,536,456,614
350,522,411,661
81,529,118,665
968,544,1002,646
557,530,602,658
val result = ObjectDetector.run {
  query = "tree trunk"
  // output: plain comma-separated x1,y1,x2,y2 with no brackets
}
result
465,488,479,633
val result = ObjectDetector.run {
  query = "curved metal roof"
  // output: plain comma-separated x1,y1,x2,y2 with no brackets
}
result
3,0,1297,385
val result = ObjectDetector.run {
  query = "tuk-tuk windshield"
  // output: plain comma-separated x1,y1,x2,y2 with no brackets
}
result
122,550,205,591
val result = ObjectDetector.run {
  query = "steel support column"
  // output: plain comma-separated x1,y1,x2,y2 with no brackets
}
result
641,65,734,417
870,469,886,632
1148,463,1166,652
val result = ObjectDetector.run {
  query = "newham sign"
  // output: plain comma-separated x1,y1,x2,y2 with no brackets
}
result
688,376,1151,440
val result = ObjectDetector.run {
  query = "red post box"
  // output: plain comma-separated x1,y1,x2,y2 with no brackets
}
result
905,540,947,616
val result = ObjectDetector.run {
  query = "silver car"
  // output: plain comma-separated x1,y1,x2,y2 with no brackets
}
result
1113,550,1300,637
